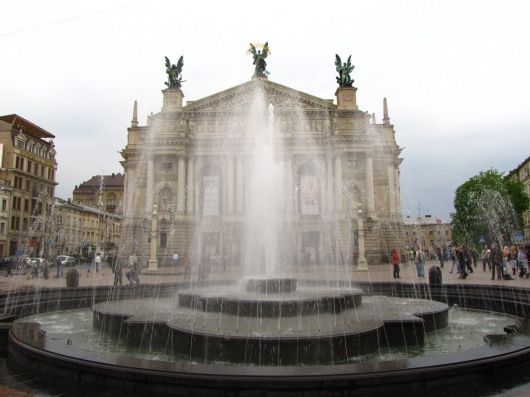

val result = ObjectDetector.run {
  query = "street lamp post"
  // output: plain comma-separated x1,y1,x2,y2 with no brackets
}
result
147,205,158,270
356,208,368,271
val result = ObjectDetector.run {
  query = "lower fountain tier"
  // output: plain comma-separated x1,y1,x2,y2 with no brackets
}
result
245,277,297,294
178,286,364,317
92,295,449,365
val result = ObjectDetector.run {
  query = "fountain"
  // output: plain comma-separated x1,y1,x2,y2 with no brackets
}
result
5,49,530,396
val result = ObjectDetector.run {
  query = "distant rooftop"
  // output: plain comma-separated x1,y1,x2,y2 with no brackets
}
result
0,114,55,139
506,155,530,178
73,173,124,193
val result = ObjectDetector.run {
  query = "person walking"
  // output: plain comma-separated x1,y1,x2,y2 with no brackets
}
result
490,242,503,280
55,256,64,279
94,253,102,273
481,245,491,272
455,245,468,279
415,247,425,278
113,260,123,287
391,248,400,279
436,247,445,269
517,246,528,278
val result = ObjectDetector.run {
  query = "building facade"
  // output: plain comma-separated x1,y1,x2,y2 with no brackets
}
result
403,215,452,253
53,197,121,258
0,181,13,257
121,77,404,267
506,155,530,246
0,114,57,256
73,173,124,214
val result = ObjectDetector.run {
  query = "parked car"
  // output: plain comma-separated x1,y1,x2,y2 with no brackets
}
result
70,254,87,264
56,255,77,267
30,257,45,266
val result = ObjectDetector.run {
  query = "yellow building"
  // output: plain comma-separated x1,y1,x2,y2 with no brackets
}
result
403,215,452,254
72,173,124,214
0,181,13,257
0,114,57,256
53,197,121,258
506,155,530,246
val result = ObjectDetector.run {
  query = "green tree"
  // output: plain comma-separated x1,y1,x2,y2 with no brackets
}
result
451,169,529,245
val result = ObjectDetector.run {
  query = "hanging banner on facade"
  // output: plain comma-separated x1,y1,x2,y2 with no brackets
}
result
203,176,220,216
300,175,319,215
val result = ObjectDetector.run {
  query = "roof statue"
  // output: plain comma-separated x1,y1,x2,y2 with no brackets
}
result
249,42,270,78
164,55,185,89
335,54,354,87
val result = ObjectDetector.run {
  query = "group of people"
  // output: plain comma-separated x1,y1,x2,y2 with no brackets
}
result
480,243,529,280
390,244,529,281
391,247,427,279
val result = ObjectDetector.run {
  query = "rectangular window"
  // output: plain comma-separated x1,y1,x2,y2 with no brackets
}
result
12,197,16,210
22,218,27,231
0,223,4,234
15,157,19,169
24,199,29,212
159,232,167,248
1,199,6,211
10,217,15,230
26,160,31,173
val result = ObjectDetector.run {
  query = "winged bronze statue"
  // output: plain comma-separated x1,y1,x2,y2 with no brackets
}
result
335,54,354,87
249,42,270,78
165,55,185,89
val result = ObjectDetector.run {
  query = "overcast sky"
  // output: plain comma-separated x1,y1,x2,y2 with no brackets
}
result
1,0,529,220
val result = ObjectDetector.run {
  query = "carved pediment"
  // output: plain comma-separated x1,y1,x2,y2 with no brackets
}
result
184,79,335,114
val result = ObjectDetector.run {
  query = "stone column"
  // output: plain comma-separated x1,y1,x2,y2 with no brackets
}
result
147,205,158,270
236,157,244,213
285,156,293,214
326,154,334,213
387,162,396,215
365,156,376,215
334,155,343,211
227,156,234,214
125,168,135,218
145,157,154,215
177,156,186,213
186,156,194,214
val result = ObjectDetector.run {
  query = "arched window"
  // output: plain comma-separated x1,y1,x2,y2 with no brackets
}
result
200,163,222,216
297,162,321,215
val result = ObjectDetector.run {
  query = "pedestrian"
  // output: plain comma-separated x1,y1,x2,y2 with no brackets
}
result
414,247,425,278
94,253,102,273
42,259,49,280
490,242,503,280
449,246,458,273
436,247,444,269
502,246,510,276
113,259,123,287
455,245,468,279
172,252,179,267
55,256,64,279
517,246,528,278
391,248,400,279
481,245,491,272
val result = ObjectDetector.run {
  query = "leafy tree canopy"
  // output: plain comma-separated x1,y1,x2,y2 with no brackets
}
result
451,169,529,246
